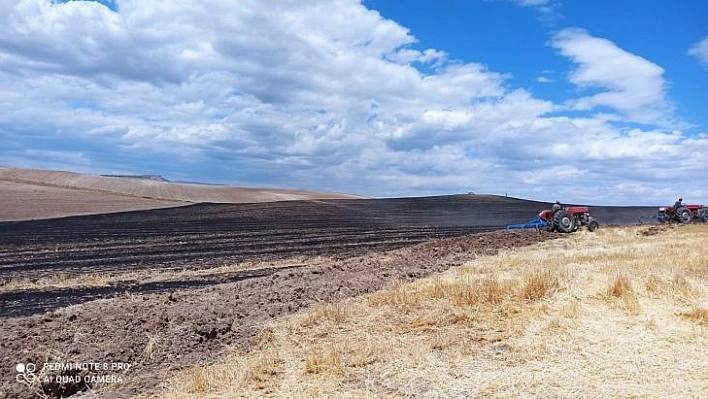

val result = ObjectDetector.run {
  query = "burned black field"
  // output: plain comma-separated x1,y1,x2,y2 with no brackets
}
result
0,195,655,318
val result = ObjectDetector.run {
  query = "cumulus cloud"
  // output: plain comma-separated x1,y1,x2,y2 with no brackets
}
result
688,36,708,68
0,0,704,204
550,28,674,126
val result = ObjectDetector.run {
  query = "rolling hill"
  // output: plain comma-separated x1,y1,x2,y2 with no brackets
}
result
0,167,362,221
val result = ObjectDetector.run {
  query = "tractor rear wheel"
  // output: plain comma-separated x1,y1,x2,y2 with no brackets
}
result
553,210,576,233
588,220,599,232
676,207,692,223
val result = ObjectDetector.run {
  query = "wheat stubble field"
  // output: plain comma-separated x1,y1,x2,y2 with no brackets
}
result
162,225,708,398
0,167,362,221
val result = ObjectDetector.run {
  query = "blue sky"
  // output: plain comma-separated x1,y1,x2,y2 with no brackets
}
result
366,0,708,127
0,0,707,204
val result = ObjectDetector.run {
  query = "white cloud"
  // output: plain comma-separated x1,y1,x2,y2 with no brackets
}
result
0,1,704,205
505,0,557,19
512,0,550,6
551,28,674,126
688,36,708,69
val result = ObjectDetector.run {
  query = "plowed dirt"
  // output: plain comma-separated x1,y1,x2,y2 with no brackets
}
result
0,230,554,399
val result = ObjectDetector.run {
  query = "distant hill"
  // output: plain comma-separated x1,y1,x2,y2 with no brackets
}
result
0,167,363,221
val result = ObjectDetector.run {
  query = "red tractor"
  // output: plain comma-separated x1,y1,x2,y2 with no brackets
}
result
507,205,599,233
540,206,599,233
658,204,707,223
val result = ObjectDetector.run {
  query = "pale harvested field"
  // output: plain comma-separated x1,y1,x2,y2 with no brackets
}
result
160,225,708,398
0,167,361,221
0,180,186,221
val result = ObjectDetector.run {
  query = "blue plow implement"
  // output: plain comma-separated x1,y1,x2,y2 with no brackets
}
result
506,217,549,230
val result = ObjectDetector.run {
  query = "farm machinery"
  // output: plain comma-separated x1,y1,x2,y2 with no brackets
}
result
657,203,708,223
507,204,599,233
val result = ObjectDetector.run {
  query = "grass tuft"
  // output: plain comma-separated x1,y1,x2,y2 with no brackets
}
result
304,343,343,375
441,276,515,306
519,269,560,301
139,332,162,363
645,273,699,303
184,366,217,394
245,350,283,383
605,273,641,315
681,306,708,325
607,273,632,298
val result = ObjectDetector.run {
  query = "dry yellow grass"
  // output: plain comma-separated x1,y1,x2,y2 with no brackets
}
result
682,306,708,325
156,225,708,398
